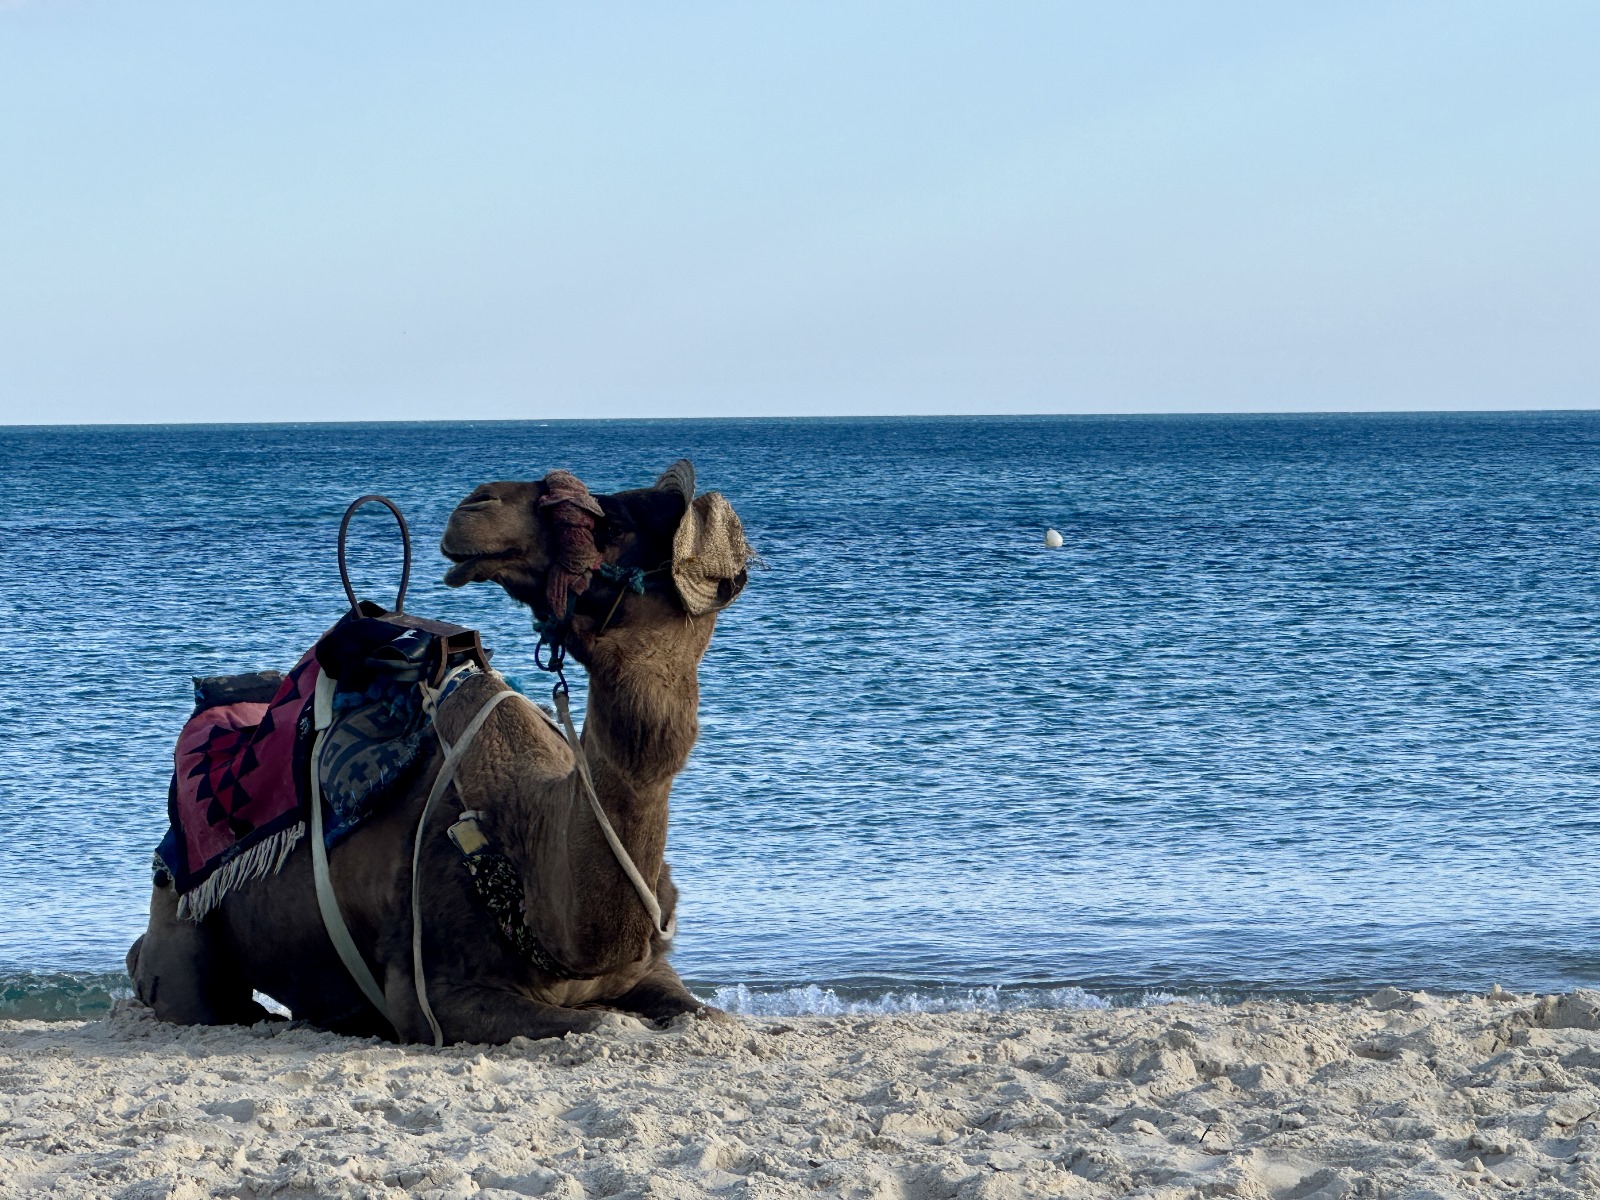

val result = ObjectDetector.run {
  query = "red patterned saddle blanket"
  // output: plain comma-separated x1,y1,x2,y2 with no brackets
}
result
157,650,320,919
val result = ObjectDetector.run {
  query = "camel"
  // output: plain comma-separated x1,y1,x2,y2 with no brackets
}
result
126,460,751,1043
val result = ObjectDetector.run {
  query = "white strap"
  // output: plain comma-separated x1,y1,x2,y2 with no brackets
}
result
409,684,524,1046
308,671,394,1026
331,670,672,1048
553,688,676,941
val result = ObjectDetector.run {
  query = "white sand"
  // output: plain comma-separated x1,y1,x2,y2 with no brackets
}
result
4,989,1600,1199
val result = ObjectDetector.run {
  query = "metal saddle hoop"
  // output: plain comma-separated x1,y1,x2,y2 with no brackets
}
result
338,494,412,616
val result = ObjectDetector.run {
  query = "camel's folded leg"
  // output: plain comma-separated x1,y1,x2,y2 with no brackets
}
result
126,880,273,1026
610,958,731,1025
392,980,617,1045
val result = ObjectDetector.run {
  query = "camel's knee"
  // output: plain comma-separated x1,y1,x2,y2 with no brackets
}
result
130,882,251,1025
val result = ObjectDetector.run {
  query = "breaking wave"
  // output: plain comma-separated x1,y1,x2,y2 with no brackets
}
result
693,982,1212,1016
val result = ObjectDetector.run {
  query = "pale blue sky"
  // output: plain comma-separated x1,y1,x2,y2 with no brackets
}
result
1,2,1595,423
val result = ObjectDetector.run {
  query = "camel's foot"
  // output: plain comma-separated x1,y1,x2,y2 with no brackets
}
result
690,1003,735,1025
610,960,725,1027
656,1004,735,1031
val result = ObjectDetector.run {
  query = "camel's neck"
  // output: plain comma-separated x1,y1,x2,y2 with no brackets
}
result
538,606,713,976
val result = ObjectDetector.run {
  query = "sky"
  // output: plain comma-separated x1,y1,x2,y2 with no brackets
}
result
0,1,1596,424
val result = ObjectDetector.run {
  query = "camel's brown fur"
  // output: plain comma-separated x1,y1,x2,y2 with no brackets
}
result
126,464,742,1043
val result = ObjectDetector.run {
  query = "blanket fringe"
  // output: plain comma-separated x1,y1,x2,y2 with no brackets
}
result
177,822,306,921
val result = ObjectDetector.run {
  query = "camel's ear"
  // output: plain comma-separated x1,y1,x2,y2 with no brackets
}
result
670,491,752,615
653,459,696,514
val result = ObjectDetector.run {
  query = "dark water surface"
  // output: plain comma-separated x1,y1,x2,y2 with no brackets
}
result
2,414,1598,1017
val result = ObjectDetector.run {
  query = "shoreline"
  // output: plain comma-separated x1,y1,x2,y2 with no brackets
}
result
6,966,1586,1024
4,990,1600,1198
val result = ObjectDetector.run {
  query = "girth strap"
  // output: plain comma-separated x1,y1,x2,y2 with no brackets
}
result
308,666,519,1045
308,670,394,1027
409,681,523,1046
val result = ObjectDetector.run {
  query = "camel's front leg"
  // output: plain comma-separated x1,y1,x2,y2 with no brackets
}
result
609,958,732,1025
388,978,614,1044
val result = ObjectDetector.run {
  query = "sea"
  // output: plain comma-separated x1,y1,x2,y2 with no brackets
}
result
2,413,1598,1021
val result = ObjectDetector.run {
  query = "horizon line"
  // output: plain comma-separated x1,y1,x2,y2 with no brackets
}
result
5,406,1599,431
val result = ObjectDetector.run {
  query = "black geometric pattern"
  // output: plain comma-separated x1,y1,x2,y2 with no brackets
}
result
160,655,317,896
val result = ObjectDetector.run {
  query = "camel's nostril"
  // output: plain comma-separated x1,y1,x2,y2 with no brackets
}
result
457,498,500,512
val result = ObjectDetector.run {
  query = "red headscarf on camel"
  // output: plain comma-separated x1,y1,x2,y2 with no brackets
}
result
537,469,605,617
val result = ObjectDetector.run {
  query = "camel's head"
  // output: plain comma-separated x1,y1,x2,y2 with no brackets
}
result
439,460,752,635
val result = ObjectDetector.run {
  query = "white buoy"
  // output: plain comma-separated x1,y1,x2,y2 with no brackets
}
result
1044,528,1063,548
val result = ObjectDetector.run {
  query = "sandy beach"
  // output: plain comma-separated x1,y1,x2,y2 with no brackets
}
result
3,990,1600,1198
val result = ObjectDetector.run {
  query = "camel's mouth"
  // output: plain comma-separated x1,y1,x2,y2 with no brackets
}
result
440,481,547,590
440,549,520,588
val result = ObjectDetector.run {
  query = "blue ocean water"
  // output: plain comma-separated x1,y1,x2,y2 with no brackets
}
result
2,413,1598,1018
